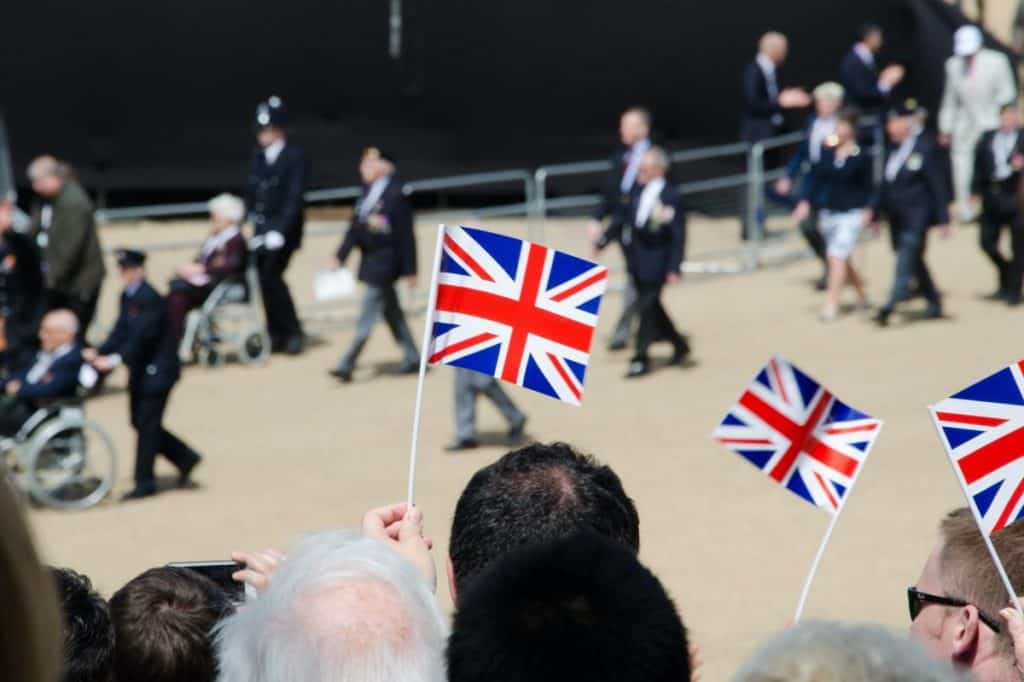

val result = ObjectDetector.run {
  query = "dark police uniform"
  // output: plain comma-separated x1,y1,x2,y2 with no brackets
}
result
598,177,689,377
972,123,1024,303
245,97,307,354
97,250,201,499
873,100,950,325
0,227,45,371
330,150,418,382
594,140,650,350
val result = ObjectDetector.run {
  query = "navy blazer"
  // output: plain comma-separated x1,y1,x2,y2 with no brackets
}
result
98,280,180,395
245,143,308,250
839,49,887,113
336,178,417,287
11,342,83,403
872,131,951,227
804,146,874,212
599,182,686,285
971,129,1024,202
740,60,784,143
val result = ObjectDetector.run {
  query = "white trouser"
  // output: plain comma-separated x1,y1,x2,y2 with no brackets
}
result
951,131,981,222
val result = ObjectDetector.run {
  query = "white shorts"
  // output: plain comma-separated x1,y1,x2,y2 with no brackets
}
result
818,210,864,260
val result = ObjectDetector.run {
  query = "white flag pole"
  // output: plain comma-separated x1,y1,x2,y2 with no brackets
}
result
406,224,447,508
793,420,882,623
927,408,1024,616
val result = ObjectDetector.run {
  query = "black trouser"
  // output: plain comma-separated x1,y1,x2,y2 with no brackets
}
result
0,394,32,436
47,287,101,341
255,247,303,344
632,280,687,364
799,209,828,266
167,278,214,342
129,385,200,488
979,208,1024,297
886,215,939,310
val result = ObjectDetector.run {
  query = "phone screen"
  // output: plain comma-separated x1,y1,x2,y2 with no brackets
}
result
167,561,245,602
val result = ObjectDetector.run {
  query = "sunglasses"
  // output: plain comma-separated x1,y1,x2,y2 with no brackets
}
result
907,587,1002,633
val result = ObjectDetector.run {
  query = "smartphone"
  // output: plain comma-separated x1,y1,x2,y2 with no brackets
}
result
168,560,245,602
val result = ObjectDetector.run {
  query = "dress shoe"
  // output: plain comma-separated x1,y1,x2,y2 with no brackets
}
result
329,367,353,383
670,343,690,366
1008,295,1022,307
178,457,201,488
397,361,420,375
922,304,944,320
444,438,479,452
284,335,305,355
814,275,828,291
607,339,628,352
507,418,528,445
122,484,157,501
873,307,892,327
625,360,649,378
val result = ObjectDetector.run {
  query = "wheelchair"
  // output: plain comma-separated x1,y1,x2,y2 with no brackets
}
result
1,370,117,510
179,261,271,367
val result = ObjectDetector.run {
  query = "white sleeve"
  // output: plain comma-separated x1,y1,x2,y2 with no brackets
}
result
938,59,958,135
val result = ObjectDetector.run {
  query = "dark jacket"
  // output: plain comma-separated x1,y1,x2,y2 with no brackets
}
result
592,142,649,222
30,180,106,297
873,131,950,227
839,48,887,113
0,228,45,322
803,145,874,212
599,181,686,284
98,280,180,394
336,178,417,287
245,143,307,250
196,228,248,283
10,342,83,403
972,128,1024,215
741,59,784,143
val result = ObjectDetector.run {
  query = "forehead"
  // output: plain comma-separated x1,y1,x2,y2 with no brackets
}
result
917,543,946,592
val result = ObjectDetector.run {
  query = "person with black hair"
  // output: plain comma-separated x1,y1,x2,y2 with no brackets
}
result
839,24,904,116
447,532,691,682
51,568,114,682
110,566,233,682
447,441,639,601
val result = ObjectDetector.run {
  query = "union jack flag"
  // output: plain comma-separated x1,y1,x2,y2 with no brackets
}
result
930,360,1024,535
428,225,608,405
713,355,882,515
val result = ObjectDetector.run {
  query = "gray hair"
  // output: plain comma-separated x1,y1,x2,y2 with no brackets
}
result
215,531,447,682
207,193,245,224
645,146,670,170
813,81,845,102
731,621,969,682
27,155,69,181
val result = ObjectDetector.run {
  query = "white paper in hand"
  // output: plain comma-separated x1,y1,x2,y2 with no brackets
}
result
315,268,356,301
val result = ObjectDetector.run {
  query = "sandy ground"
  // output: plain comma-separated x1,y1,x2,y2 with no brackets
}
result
20,210,1024,679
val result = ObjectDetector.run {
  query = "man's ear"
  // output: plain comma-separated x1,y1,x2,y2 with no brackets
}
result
951,605,982,661
447,556,458,607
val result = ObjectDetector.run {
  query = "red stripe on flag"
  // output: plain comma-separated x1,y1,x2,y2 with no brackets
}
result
806,439,860,478
813,471,839,510
549,270,608,303
992,477,1024,534
770,357,790,405
824,423,878,436
546,352,582,402
936,412,1007,428
444,235,494,283
957,426,1024,484
429,332,498,364
719,438,774,445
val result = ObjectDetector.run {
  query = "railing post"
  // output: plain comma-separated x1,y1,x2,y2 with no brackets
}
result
745,142,764,269
532,169,547,242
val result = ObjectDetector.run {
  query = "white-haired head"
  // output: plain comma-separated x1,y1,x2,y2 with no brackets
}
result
207,193,245,226
731,621,969,682
215,531,448,682
813,82,845,103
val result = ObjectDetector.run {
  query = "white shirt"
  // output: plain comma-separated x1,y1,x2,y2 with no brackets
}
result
264,139,286,165
756,54,779,100
26,342,74,384
993,129,1019,180
40,204,53,230
635,177,667,227
620,139,651,193
359,177,391,220
809,116,837,163
199,225,240,260
854,43,875,68
885,125,923,181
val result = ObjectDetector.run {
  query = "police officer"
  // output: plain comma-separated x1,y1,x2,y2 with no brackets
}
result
871,99,950,326
587,107,652,350
328,148,418,382
245,96,307,355
972,102,1024,305
86,249,202,500
595,146,689,378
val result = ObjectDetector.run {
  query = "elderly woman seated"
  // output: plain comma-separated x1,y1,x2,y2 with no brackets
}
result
167,194,248,342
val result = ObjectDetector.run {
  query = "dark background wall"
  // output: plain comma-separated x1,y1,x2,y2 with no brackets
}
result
0,0,991,203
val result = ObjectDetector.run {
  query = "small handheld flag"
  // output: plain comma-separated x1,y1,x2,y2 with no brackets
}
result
427,225,608,405
713,354,883,622
929,360,1024,617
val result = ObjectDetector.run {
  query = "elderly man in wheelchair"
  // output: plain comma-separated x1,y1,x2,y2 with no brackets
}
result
1,309,116,509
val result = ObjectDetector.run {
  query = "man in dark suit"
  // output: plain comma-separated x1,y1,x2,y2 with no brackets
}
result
27,156,106,338
0,198,45,372
595,147,689,378
871,99,951,326
587,107,652,351
740,32,810,144
0,309,82,435
972,102,1024,304
839,24,905,117
245,96,306,355
87,249,202,500
329,148,419,383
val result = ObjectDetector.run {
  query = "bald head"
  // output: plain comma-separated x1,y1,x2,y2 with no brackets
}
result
39,310,78,351
759,31,788,65
28,156,68,198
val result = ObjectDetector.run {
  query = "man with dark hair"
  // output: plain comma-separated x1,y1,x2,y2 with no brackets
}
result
448,441,639,601
839,24,904,116
52,568,114,682
110,566,233,682
909,507,1024,681
447,532,690,682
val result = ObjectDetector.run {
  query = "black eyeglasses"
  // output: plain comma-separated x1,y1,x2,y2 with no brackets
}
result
907,586,1002,633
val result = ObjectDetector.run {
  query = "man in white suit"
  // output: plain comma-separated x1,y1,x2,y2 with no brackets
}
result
939,25,1017,224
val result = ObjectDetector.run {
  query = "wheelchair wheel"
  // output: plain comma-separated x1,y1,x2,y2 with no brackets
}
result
239,330,271,365
24,418,117,510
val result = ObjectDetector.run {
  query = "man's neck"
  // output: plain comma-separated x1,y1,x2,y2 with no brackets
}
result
967,650,1018,682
